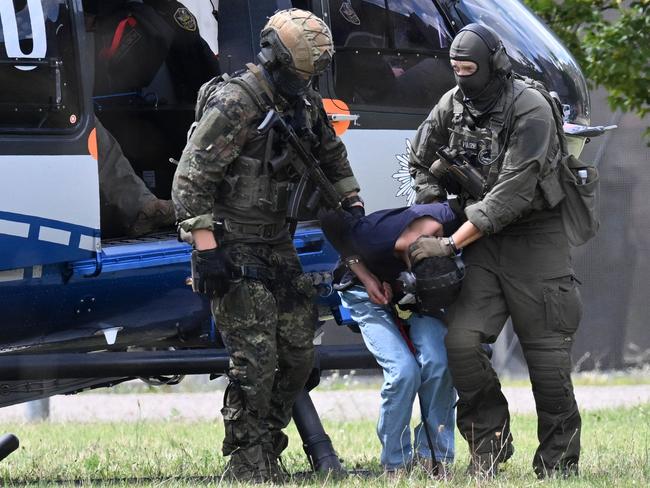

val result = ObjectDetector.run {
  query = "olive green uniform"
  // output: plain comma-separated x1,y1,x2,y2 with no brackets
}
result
172,67,359,475
410,79,582,476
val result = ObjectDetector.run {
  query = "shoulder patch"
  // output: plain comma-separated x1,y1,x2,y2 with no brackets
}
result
174,7,197,32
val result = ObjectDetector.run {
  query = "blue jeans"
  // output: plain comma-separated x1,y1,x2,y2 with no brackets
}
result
340,286,456,469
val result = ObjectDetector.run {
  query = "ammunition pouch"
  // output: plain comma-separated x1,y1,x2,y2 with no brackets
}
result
221,155,294,214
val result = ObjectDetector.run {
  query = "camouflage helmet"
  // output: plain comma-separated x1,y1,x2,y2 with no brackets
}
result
259,9,334,76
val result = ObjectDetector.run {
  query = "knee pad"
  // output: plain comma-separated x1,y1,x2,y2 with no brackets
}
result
523,345,576,413
445,343,494,396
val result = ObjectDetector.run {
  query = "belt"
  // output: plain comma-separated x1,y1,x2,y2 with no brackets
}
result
238,264,275,284
216,220,287,239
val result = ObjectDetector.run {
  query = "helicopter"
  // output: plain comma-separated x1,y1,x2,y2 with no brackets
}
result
0,0,608,470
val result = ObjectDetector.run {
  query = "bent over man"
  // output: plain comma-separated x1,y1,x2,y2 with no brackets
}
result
320,203,459,476
408,24,582,478
172,9,361,483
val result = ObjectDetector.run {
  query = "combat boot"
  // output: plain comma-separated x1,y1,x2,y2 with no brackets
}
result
125,198,175,237
415,456,451,480
223,445,270,484
466,443,514,479
263,431,290,483
536,461,579,479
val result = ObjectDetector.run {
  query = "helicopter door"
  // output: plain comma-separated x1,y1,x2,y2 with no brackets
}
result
0,0,97,272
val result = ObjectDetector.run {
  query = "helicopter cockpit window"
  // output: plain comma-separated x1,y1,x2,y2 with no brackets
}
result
0,0,81,132
330,0,455,110
389,0,451,52
331,0,389,49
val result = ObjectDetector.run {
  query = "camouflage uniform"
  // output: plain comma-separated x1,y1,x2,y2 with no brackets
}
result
409,36,582,477
172,65,359,478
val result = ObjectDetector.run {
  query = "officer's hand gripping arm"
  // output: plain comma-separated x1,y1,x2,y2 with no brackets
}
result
408,236,454,264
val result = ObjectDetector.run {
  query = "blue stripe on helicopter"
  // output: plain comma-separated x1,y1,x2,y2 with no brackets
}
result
0,211,99,271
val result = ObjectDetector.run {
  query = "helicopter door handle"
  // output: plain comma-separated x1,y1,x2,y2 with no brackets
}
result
328,113,359,124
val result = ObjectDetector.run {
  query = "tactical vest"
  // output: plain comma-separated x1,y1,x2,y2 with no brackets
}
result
205,65,321,233
447,79,562,211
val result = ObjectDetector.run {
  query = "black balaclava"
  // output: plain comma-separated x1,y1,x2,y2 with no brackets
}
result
270,65,312,99
449,24,508,115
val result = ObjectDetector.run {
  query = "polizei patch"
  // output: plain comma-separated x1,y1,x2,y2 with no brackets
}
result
174,7,197,31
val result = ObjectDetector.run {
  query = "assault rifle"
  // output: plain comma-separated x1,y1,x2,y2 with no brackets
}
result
258,110,343,235
436,145,486,200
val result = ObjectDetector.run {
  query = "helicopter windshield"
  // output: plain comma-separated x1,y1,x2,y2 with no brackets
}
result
453,0,590,125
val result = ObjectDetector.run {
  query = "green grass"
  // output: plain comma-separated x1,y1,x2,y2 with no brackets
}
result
0,405,648,487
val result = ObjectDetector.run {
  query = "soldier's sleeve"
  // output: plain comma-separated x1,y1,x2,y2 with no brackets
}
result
408,90,454,204
312,96,360,197
465,90,555,234
172,86,255,231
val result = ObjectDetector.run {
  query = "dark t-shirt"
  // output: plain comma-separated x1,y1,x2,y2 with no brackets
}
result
351,202,459,282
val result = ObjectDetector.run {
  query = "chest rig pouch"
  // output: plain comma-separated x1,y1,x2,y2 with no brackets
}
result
447,83,534,200
221,130,293,214
216,69,299,215
447,91,505,201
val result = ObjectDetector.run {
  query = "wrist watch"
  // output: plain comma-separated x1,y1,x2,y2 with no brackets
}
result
345,255,362,267
446,236,461,255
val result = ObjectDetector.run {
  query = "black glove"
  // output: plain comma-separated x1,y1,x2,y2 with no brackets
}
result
344,204,365,219
191,248,239,297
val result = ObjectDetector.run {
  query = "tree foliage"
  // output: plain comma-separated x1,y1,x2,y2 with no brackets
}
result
523,0,649,120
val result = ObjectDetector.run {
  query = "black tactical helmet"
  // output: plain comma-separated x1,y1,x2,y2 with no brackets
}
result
413,255,465,315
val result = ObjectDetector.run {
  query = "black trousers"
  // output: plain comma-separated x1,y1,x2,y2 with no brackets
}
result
446,230,582,476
